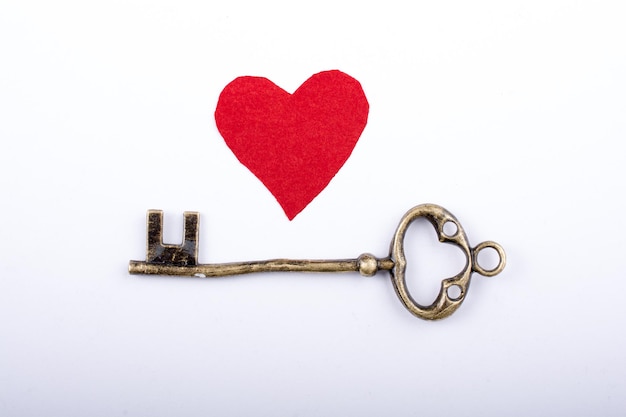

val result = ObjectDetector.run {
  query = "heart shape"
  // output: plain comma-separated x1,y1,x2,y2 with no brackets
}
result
214,70,369,220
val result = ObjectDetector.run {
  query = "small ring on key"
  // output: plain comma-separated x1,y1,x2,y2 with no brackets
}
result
472,241,506,277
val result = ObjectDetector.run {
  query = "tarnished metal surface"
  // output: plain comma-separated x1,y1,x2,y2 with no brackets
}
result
129,204,505,320
389,204,505,320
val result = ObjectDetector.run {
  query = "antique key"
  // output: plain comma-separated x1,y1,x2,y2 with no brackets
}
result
129,204,506,320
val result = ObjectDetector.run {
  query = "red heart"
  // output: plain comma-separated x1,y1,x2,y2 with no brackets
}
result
214,70,369,220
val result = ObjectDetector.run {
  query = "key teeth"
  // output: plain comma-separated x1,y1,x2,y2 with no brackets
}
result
145,210,199,266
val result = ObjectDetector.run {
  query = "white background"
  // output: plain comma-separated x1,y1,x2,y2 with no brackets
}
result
1,1,625,416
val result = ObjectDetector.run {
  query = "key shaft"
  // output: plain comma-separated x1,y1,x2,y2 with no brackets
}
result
129,256,395,277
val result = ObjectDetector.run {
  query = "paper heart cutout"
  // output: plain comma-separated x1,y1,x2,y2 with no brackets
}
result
215,70,369,220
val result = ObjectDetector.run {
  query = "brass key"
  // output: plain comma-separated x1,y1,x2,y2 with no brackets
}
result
128,204,506,320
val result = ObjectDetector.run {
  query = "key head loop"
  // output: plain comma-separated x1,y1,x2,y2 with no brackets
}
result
389,204,505,320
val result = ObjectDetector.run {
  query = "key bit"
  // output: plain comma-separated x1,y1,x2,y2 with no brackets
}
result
146,210,199,266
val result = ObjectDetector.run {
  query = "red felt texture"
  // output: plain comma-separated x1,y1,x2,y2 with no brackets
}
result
215,70,369,220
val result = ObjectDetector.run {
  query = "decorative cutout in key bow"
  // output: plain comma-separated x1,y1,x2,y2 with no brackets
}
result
214,70,369,220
